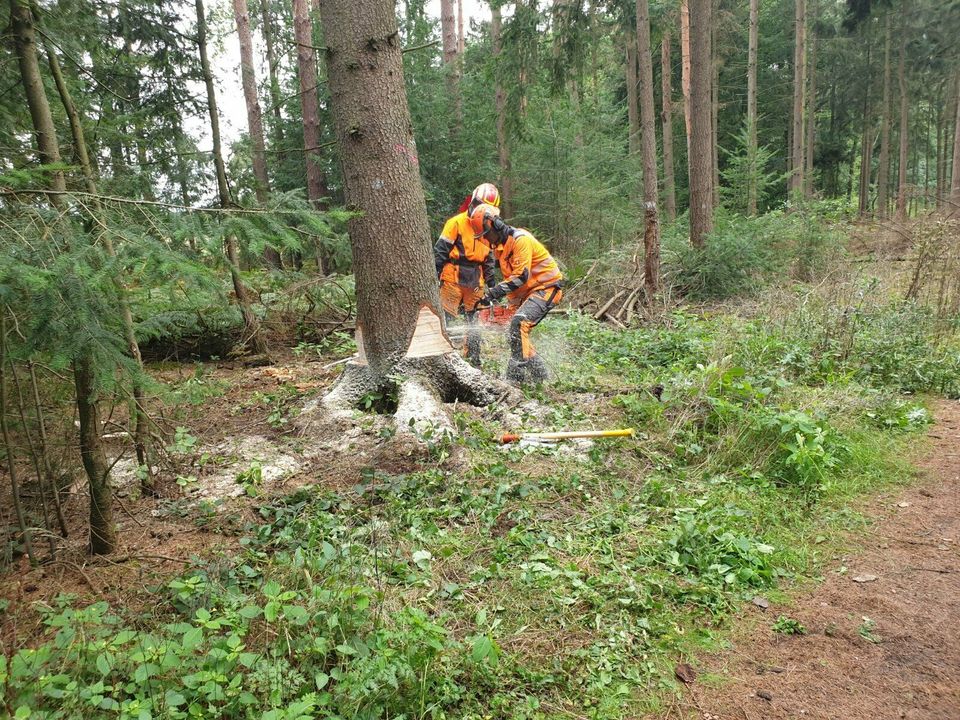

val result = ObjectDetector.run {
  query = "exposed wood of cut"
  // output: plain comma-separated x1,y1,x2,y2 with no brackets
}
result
404,306,454,359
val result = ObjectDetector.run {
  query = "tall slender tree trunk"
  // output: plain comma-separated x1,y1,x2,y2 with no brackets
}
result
710,0,719,208
292,0,332,274
196,0,269,356
949,73,960,214
441,0,460,124
688,0,713,247
29,362,67,537
492,3,511,216
858,40,873,217
938,78,952,208
317,0,441,379
636,0,660,297
626,23,641,197
661,26,677,222
233,0,281,266
680,0,692,155
746,0,759,215
457,0,465,54
10,0,117,554
1,316,36,565
45,41,156,493
895,6,909,222
789,0,806,196
260,0,285,144
804,7,817,198
877,15,892,218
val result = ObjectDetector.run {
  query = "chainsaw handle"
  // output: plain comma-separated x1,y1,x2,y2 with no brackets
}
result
500,433,520,444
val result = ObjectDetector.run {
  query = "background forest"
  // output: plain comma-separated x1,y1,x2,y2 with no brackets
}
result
2,0,960,717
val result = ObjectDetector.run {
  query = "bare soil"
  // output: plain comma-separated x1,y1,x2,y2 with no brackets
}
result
676,398,960,720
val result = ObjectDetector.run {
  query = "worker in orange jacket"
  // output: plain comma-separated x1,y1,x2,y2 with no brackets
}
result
434,183,500,366
470,204,563,384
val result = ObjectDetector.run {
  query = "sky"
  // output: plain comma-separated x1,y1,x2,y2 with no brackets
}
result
201,0,490,147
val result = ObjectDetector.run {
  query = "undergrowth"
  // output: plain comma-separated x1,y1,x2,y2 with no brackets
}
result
1,294,946,719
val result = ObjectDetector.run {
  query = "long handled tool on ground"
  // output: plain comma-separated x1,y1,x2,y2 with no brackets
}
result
500,428,635,444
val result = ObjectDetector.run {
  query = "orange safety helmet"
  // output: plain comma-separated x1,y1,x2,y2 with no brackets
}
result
471,182,501,209
468,203,501,238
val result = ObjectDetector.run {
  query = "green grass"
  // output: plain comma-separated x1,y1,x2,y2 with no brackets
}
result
0,302,945,720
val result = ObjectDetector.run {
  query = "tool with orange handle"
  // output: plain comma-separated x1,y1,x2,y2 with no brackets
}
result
499,428,635,444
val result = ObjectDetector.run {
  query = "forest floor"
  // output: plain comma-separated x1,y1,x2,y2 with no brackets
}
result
674,398,960,720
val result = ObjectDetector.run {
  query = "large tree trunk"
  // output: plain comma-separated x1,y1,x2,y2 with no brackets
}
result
233,0,281,267
10,0,65,193
804,5,817,198
688,0,713,247
45,41,156,494
260,0,285,144
293,0,333,274
877,15,892,218
196,0,269,357
746,0,759,215
316,0,503,424
680,0,692,155
789,0,806,196
636,0,660,298
895,6,909,222
661,26,677,222
492,3,511,217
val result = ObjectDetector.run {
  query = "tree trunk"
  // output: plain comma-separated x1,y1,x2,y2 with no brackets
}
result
937,79,949,208
662,26,677,222
858,40,873,217
440,0,460,123
895,6,908,222
1,316,36,565
710,0,719,208
29,362,67,537
293,0,333,274
746,0,759,215
10,0,65,193
949,72,960,214
74,353,117,555
260,0,286,144
626,24,640,188
233,0,281,266
457,0,465,54
688,0,713,247
636,0,660,297
680,0,692,154
45,41,156,494
877,14,892,218
196,0,269,356
804,6,817,198
789,0,806,196
492,3,511,217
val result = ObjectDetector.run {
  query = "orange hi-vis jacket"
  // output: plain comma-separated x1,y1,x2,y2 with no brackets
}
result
434,211,496,289
493,228,563,304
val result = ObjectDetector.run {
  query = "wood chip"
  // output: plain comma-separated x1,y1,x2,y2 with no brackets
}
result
674,662,697,684
757,690,773,701
852,574,878,583
752,596,770,609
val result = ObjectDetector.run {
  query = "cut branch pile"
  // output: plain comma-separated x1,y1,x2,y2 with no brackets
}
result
592,280,646,328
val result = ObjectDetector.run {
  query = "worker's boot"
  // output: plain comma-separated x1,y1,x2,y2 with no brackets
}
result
506,358,528,385
526,355,549,384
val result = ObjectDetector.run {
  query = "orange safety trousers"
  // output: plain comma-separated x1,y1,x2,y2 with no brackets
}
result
508,287,563,360
439,282,485,365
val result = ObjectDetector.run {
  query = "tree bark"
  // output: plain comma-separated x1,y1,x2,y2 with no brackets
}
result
804,5,817,198
318,0,442,379
441,0,461,123
877,14,892,218
680,0,692,154
293,0,332,274
688,0,713,247
45,41,156,493
492,3,511,217
260,0,286,144
895,5,908,221
10,0,65,193
626,24,640,185
661,26,677,222
636,0,660,297
196,0,269,356
1,316,36,565
789,0,806,196
457,0,465,54
710,0,719,208
858,39,873,217
949,72,960,214
746,0,759,215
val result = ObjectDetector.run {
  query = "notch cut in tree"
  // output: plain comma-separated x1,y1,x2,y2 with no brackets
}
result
315,0,515,431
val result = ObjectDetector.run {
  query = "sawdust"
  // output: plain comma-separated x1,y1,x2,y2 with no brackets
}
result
670,398,960,720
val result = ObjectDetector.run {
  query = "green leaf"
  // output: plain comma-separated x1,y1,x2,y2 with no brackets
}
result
95,653,111,675
164,690,186,707
182,626,203,651
472,635,493,663
264,601,280,623
238,604,262,619
315,672,329,690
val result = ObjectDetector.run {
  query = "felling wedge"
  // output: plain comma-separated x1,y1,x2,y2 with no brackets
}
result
500,428,636,444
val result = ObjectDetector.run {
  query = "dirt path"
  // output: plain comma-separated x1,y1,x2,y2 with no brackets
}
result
680,399,960,720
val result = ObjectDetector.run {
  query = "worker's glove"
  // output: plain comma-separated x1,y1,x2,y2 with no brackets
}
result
474,295,493,308
487,213,508,237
